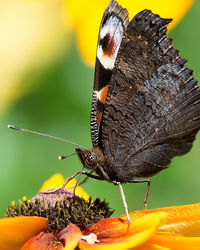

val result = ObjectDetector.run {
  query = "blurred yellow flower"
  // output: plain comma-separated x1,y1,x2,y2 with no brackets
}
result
0,0,71,115
63,0,194,66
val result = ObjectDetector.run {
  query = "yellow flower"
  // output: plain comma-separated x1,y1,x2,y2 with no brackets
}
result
0,0,71,115
63,0,194,66
0,174,112,249
1,174,200,249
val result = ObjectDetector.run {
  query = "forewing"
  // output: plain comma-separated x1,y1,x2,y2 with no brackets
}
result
90,0,129,146
101,10,200,179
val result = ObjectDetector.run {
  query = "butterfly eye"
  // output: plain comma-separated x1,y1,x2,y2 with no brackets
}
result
85,152,97,166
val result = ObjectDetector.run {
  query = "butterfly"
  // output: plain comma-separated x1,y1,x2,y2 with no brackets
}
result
70,0,200,222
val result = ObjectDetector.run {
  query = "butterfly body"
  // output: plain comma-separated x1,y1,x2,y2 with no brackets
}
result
76,1,200,187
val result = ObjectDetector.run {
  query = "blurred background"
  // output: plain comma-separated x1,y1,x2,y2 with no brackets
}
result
0,0,200,217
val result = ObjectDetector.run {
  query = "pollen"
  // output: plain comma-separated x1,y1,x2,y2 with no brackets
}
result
11,201,16,206
22,196,27,201
5,190,113,235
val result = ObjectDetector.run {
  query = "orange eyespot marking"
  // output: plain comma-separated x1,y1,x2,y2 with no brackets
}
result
99,85,109,104
98,113,103,127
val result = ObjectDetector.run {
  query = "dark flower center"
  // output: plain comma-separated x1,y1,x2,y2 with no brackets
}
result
5,189,113,235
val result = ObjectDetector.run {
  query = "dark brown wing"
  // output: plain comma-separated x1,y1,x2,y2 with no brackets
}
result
101,10,200,181
90,0,129,146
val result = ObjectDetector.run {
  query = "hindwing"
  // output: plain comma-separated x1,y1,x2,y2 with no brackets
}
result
101,9,200,179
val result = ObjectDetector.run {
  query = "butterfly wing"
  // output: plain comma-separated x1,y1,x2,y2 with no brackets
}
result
90,0,129,146
101,9,200,181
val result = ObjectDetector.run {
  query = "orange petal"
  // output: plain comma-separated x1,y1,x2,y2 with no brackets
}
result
83,212,167,239
58,224,81,250
159,203,200,237
149,231,200,250
79,212,167,249
21,231,63,250
134,243,171,250
0,216,48,250
79,228,157,249
122,203,200,237
64,0,194,66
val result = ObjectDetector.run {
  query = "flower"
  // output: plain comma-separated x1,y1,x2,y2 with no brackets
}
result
1,174,200,249
63,0,194,66
0,0,70,115
79,203,200,249
1,174,113,249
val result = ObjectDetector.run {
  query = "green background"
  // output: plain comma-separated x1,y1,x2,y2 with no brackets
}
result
0,1,200,217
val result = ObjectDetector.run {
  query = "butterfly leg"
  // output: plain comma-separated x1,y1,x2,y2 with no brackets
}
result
41,170,104,194
61,170,84,189
112,181,131,224
62,170,105,194
78,171,94,186
61,170,103,190
62,170,104,198
78,170,131,224
128,179,150,209
81,171,106,180
41,170,84,194
71,170,105,198
66,172,131,223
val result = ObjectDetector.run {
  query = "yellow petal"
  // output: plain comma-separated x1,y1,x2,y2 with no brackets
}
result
40,173,65,191
124,203,200,237
128,212,168,235
0,216,48,250
159,203,200,237
64,0,194,66
150,231,200,250
65,178,90,201
40,174,90,200
79,212,167,249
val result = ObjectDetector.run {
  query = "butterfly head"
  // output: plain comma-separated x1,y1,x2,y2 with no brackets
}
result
76,147,104,171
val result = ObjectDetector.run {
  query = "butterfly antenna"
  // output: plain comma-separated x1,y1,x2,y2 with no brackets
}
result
58,152,77,160
8,125,86,149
